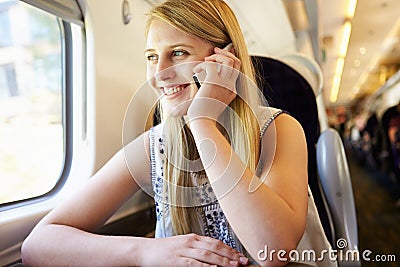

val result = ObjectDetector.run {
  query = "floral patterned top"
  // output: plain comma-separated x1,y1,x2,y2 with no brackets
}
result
149,107,285,256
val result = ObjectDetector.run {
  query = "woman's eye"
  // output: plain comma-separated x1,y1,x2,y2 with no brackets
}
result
146,54,158,62
172,50,187,57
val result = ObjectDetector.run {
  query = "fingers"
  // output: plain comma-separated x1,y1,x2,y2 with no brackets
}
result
186,234,249,267
208,47,241,72
193,61,219,78
195,235,239,258
192,60,238,92
188,46,240,119
192,47,241,79
150,234,249,267
184,250,240,267
204,57,239,80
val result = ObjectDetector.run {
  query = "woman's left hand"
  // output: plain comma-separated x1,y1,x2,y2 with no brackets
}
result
188,47,241,121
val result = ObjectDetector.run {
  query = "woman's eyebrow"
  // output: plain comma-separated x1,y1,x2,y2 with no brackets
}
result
144,48,156,54
169,44,195,49
144,44,195,54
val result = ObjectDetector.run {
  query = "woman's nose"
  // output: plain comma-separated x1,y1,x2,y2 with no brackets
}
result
155,57,175,81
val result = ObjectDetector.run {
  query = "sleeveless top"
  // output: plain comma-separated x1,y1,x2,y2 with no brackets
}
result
148,107,337,266
148,108,283,256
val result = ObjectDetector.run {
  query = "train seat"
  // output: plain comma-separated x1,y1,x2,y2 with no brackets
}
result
251,55,331,241
251,55,360,266
317,129,360,266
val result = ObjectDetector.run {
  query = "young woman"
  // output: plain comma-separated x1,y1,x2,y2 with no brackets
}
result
22,0,333,266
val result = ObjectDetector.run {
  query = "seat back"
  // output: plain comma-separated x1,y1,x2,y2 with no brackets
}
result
317,129,360,266
251,54,360,266
251,55,334,244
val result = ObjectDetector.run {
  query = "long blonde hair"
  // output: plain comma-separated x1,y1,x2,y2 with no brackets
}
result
147,0,264,235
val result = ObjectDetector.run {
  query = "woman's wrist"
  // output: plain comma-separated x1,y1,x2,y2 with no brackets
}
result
186,87,233,123
187,115,217,129
118,236,148,266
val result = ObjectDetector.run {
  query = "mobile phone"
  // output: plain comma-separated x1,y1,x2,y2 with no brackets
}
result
193,43,233,89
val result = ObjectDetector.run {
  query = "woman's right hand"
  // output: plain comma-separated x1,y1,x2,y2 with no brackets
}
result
139,233,249,267
187,47,240,122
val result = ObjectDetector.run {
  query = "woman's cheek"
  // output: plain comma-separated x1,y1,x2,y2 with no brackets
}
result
146,69,159,93
146,64,156,81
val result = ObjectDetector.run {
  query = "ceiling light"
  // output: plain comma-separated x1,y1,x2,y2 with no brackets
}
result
359,47,367,54
330,57,345,103
329,0,357,104
354,59,360,67
339,21,352,58
347,0,357,18
335,57,345,76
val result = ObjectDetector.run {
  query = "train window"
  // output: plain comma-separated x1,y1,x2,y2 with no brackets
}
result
0,0,83,207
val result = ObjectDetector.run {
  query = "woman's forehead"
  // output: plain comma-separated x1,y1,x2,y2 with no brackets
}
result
146,20,207,49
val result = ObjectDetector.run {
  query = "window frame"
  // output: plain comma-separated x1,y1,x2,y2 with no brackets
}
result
0,1,81,211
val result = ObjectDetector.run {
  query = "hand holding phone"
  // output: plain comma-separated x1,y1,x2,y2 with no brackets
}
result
193,43,233,89
188,43,239,121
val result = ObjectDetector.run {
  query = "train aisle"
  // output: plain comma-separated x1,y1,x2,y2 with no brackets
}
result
347,152,400,266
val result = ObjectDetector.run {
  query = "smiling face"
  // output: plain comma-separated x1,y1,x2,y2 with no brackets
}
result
146,19,214,117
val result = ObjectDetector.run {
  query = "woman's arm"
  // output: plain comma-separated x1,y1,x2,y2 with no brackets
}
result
189,114,308,267
21,132,151,266
21,130,248,267
188,47,308,267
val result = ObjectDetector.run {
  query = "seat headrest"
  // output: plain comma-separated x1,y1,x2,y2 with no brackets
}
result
280,53,323,97
251,55,320,146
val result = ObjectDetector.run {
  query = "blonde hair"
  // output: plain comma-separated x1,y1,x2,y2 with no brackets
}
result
147,0,264,235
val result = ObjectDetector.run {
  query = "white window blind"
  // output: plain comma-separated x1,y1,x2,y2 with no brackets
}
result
21,0,83,25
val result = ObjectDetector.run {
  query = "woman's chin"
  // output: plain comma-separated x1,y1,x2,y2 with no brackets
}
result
164,105,189,118
163,100,192,118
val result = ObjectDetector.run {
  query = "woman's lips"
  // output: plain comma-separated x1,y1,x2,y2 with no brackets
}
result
162,84,190,97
